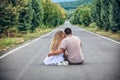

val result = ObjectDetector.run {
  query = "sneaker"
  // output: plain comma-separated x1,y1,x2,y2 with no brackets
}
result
57,61,69,66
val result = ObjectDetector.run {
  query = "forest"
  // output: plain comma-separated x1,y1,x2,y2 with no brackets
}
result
0,0,67,38
59,0,93,10
69,0,120,32
1,0,119,37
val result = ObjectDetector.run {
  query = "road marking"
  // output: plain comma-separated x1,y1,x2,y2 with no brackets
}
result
0,28,57,59
79,28,120,45
1,25,119,60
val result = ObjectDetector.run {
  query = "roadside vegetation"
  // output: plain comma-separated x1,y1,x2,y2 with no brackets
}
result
0,0,67,51
79,24,120,41
69,0,120,41
1,0,120,52
0,28,54,51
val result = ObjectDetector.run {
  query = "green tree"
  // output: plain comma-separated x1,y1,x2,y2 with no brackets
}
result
109,0,120,32
0,3,18,37
31,0,43,30
42,0,66,27
0,0,66,37
70,6,91,26
101,0,110,31
42,0,52,26
91,0,103,29
92,0,120,32
18,1,34,32
56,4,67,25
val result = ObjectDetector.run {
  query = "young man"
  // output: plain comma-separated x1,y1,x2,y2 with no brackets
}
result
48,28,84,65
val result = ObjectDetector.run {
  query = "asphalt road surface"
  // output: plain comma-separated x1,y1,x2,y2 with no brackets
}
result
0,21,120,80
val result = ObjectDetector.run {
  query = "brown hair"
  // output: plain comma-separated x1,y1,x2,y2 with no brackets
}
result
50,31,64,51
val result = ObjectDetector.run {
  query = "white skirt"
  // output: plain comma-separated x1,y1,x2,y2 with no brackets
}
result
44,53,64,65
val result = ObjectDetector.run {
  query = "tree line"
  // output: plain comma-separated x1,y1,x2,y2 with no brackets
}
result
0,0,67,37
59,0,93,10
91,0,120,32
70,0,120,32
70,5,91,27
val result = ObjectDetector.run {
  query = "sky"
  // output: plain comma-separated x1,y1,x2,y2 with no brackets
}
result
51,0,74,2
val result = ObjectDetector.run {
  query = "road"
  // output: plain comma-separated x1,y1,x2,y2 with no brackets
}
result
0,21,120,80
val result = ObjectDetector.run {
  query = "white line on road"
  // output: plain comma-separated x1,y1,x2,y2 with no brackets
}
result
0,28,57,59
1,25,120,59
79,28,120,45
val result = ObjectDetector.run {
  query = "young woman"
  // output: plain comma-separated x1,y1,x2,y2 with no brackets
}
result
44,31,66,65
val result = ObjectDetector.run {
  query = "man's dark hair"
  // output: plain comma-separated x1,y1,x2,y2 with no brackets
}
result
64,28,72,35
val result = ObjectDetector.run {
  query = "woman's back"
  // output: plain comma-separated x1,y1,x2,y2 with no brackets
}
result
44,31,65,65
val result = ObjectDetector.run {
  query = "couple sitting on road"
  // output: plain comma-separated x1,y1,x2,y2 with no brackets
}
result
44,28,84,65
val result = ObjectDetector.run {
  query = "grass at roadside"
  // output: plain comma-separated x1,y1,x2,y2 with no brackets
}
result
79,25,120,42
0,28,55,51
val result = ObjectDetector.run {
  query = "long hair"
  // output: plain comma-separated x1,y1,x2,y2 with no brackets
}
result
50,31,64,51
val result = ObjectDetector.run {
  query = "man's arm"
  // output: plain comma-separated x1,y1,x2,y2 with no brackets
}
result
48,48,64,57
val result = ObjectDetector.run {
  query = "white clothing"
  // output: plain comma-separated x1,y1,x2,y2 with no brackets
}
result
44,53,64,65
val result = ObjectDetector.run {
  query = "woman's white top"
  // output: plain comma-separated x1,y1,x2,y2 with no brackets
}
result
44,53,64,65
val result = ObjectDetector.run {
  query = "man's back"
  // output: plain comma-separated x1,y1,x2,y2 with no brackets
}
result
60,35,84,63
